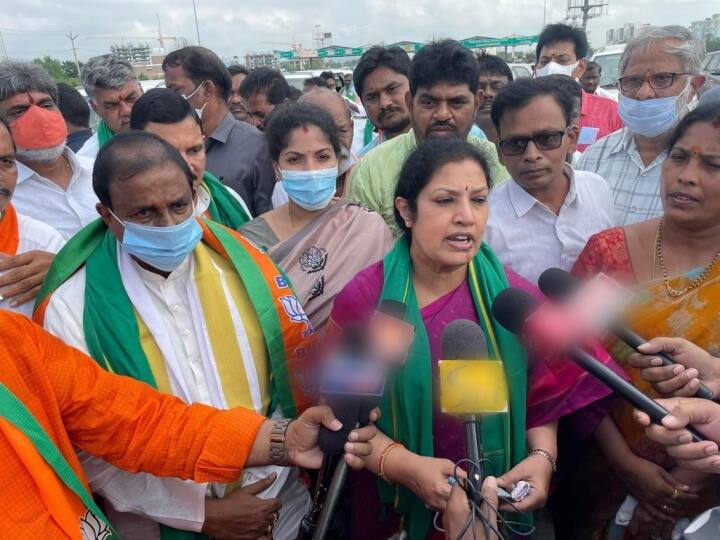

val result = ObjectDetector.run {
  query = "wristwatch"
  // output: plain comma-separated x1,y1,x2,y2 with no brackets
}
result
270,419,293,466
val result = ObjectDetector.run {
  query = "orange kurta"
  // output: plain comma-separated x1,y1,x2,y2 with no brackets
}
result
0,310,266,537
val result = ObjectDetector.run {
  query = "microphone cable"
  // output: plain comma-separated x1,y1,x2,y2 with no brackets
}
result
433,458,537,540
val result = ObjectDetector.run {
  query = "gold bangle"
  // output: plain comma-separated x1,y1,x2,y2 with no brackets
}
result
529,448,557,473
378,442,404,483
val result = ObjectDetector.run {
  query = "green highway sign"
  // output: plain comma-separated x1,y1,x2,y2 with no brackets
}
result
461,35,539,48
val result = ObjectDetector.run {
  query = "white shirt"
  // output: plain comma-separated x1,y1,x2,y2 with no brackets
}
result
195,182,252,220
76,131,100,161
485,165,615,284
43,246,307,540
13,148,99,239
0,212,65,317
594,86,615,100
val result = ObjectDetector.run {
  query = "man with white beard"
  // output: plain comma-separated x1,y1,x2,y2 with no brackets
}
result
0,61,98,239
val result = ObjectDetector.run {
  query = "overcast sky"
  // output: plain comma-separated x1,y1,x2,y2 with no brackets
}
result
1,0,717,63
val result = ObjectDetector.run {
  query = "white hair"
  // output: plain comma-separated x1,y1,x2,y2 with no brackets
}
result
620,25,706,76
81,54,137,100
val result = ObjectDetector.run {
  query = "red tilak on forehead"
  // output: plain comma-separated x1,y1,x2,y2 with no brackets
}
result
713,119,720,129
302,125,309,133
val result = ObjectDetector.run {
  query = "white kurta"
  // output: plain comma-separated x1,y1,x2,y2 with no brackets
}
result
43,244,309,540
0,212,65,317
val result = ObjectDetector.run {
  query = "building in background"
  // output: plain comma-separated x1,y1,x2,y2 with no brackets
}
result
245,52,277,69
690,14,720,41
110,43,165,79
606,23,649,45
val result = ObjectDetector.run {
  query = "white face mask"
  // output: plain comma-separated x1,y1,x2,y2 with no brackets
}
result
535,61,580,79
182,81,210,120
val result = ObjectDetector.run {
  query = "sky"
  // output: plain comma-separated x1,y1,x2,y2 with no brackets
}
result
1,0,718,63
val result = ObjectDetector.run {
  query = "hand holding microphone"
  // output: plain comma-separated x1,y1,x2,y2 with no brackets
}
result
627,338,720,399
634,398,720,474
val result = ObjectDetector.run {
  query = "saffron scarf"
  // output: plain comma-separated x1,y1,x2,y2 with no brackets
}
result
0,382,119,539
0,203,19,255
378,237,529,539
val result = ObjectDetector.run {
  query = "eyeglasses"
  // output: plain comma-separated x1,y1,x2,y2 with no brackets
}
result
498,131,566,156
618,72,690,93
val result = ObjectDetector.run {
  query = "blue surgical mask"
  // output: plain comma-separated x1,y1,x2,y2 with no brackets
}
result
618,84,691,138
281,167,338,211
110,209,203,272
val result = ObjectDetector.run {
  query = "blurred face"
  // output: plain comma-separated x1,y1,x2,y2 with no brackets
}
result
409,82,481,142
144,116,206,181
324,77,337,90
536,41,587,79
0,124,18,214
497,95,575,195
662,121,720,229
360,66,412,136
277,125,338,172
246,92,275,131
620,40,704,101
580,67,601,94
396,159,489,271
98,163,196,242
228,73,249,122
304,94,354,150
91,79,142,133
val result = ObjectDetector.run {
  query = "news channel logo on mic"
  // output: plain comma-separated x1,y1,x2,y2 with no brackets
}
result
438,359,509,415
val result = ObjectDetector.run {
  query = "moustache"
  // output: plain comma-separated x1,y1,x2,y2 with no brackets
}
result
379,106,402,119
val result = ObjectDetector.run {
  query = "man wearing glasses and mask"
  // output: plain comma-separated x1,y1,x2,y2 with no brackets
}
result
577,26,706,226
484,78,614,284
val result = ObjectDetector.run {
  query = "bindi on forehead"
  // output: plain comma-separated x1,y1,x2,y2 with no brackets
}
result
302,125,309,133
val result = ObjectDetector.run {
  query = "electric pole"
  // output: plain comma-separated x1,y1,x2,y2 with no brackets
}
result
192,0,201,46
565,0,608,31
66,32,82,78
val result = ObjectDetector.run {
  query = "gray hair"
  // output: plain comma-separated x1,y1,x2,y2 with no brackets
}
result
299,88,351,119
81,54,137,100
0,61,59,104
620,25,706,76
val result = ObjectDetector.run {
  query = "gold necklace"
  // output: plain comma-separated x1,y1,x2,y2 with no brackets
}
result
655,216,720,297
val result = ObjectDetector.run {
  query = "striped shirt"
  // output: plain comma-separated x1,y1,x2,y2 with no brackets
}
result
576,128,666,226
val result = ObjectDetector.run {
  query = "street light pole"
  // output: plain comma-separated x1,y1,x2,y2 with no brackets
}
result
192,0,201,46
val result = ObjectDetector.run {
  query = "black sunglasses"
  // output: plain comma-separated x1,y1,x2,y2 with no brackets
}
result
498,130,566,156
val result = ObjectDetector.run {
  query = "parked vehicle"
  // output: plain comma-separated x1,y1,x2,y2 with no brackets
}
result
591,44,626,100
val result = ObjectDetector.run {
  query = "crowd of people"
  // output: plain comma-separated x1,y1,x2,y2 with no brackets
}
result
0,18,718,540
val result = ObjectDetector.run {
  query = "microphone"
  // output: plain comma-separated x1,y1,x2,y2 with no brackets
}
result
300,301,411,540
438,320,508,505
538,268,714,400
491,288,706,443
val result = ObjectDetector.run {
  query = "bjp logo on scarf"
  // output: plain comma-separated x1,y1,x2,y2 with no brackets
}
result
279,295,314,337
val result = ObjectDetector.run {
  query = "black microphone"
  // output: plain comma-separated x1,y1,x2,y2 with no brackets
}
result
491,287,706,443
301,301,411,540
440,319,490,503
538,268,714,400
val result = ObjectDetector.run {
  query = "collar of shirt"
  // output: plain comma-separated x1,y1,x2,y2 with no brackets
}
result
508,163,579,217
609,127,668,171
16,147,83,187
207,111,235,145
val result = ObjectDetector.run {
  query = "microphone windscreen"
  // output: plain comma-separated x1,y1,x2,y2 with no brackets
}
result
491,288,539,335
441,319,488,359
538,268,579,301
378,299,408,320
